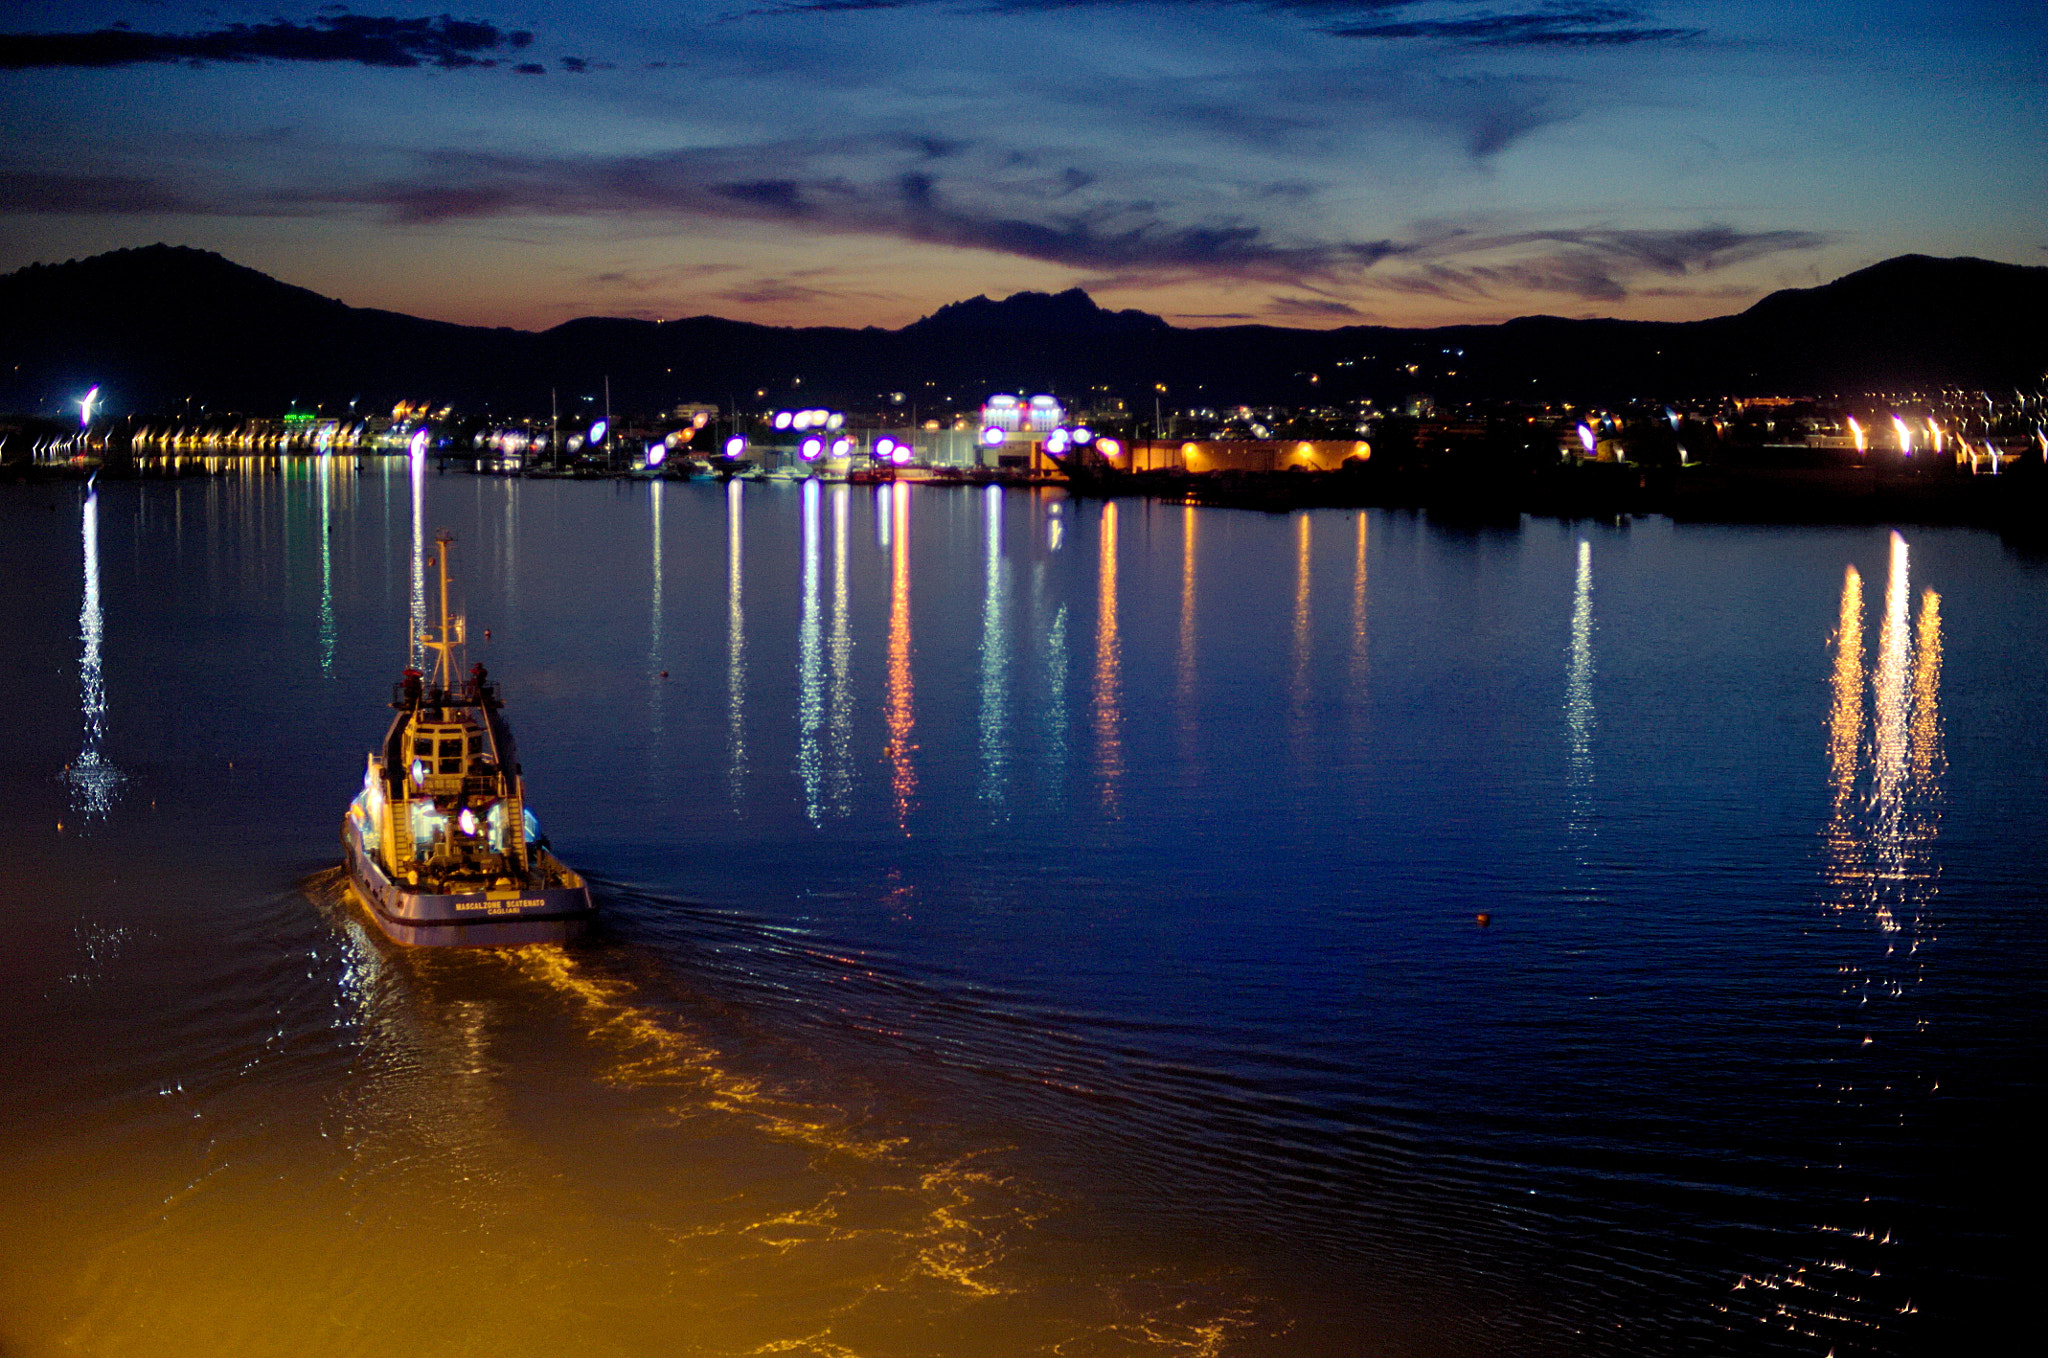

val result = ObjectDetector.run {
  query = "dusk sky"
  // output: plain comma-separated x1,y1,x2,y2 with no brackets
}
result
2,1,2043,331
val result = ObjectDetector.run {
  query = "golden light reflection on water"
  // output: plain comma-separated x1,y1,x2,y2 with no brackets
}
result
1827,564,1865,817
1349,512,1368,694
885,482,917,834
1722,531,1944,1350
0,872,1277,1358
1093,502,1123,816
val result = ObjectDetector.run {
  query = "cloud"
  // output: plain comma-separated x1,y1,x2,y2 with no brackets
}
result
1326,6,1703,46
714,277,859,308
274,140,1410,284
0,15,532,70
4,139,1828,313
746,0,1703,49
1375,226,1833,302
1269,296,1363,316
0,169,204,214
291,145,1830,308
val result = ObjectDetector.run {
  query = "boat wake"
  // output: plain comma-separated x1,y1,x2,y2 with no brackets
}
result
299,867,1267,1357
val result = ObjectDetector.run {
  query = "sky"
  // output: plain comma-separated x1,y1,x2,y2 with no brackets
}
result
1,1,2043,331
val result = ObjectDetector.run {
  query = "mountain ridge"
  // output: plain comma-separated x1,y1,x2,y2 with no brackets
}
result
3,244,2043,415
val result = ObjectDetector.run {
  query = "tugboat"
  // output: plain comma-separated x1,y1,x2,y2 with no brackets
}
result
342,531,593,945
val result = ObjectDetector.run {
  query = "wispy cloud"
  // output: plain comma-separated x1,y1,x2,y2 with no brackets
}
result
747,0,1704,50
0,141,1827,311
0,169,205,214
1269,295,1363,316
0,15,532,70
1327,7,1702,47
1376,226,1833,302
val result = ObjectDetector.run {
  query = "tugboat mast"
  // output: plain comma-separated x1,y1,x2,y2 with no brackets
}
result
422,529,464,692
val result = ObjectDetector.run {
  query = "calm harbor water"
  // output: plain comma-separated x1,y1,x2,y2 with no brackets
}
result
2,461,2043,1356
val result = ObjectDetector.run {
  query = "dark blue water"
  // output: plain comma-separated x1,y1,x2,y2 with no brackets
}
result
2,462,2042,1356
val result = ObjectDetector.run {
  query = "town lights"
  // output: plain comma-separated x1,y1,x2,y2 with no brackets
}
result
800,437,823,460
980,426,1007,447
725,435,747,458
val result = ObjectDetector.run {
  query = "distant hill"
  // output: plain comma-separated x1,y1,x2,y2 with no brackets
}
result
905,288,1170,336
2,244,2043,417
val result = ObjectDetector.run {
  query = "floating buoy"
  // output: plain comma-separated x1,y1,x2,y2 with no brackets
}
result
1475,913,1491,927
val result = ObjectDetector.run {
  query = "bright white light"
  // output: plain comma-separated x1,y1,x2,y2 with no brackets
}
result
831,438,851,457
1848,416,1867,453
875,437,896,456
890,443,913,465
981,426,1007,447
826,413,845,430
1891,415,1913,455
458,807,479,836
774,410,794,430
801,437,823,460
1046,431,1070,454
1578,424,1596,455
589,419,608,443
1071,426,1094,444
78,385,99,428
648,443,667,468
408,429,429,459
725,435,747,457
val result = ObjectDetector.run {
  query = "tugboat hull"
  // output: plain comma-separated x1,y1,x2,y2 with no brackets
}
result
343,814,593,947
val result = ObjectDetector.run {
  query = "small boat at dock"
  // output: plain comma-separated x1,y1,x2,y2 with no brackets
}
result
341,531,593,945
